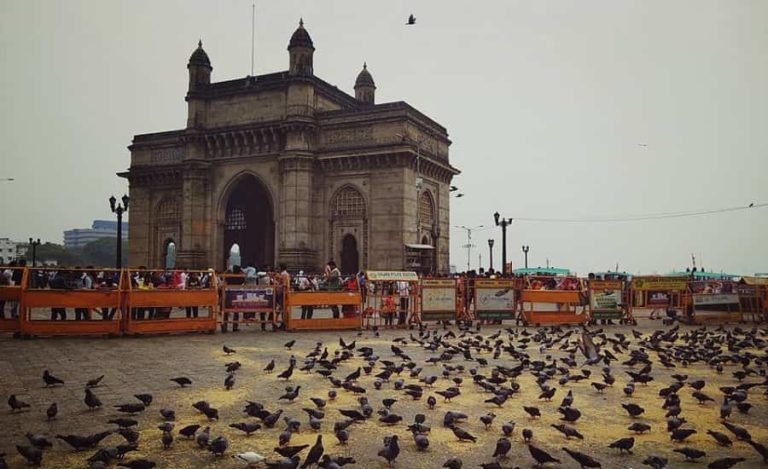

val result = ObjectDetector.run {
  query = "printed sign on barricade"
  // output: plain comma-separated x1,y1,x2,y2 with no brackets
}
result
420,279,457,321
474,279,516,320
632,277,689,291
589,280,625,320
223,287,275,312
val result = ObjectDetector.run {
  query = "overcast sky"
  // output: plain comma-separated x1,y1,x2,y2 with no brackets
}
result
1,0,766,275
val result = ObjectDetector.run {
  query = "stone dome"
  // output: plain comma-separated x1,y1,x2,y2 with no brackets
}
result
288,19,314,50
355,63,376,88
188,40,211,67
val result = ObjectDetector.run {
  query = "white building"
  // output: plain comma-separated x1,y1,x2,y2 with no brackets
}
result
0,238,19,264
64,220,129,249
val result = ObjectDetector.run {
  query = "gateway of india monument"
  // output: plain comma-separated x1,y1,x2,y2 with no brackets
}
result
121,20,459,274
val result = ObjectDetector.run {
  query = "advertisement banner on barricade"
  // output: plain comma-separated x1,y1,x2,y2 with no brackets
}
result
420,279,457,321
589,280,624,319
474,279,516,319
223,287,275,312
633,277,689,291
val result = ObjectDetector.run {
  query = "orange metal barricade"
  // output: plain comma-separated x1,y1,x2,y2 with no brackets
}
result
0,267,24,333
20,269,124,337
285,290,362,331
519,275,588,326
218,273,280,329
684,280,743,324
123,270,218,335
418,278,459,323
362,271,420,329
631,277,688,317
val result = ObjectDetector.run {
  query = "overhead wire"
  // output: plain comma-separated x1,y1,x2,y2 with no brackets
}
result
510,202,767,223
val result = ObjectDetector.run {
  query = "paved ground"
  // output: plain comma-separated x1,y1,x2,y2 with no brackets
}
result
0,319,766,468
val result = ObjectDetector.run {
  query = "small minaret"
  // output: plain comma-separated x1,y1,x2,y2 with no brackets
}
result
187,40,212,92
354,62,376,105
287,19,315,76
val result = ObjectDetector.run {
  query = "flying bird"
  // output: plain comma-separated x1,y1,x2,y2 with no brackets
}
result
406,14,416,25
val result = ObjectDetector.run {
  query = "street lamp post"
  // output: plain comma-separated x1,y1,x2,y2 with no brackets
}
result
109,194,129,269
395,133,423,243
487,239,494,271
28,238,40,267
522,245,529,269
455,225,483,272
493,212,513,275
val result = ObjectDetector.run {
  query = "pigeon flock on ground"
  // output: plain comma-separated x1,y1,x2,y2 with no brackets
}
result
3,322,768,468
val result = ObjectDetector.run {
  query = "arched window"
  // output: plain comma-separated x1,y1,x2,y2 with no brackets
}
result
157,197,180,222
226,207,247,230
332,186,366,218
419,191,435,227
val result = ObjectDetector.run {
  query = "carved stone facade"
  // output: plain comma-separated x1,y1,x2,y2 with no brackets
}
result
121,21,459,273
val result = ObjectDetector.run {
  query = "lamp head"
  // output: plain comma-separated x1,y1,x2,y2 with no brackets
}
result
109,195,117,212
122,194,130,210
488,239,494,248
493,212,500,226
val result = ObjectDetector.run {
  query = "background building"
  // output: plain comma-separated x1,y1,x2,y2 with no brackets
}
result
63,220,129,250
122,21,458,274
0,238,19,264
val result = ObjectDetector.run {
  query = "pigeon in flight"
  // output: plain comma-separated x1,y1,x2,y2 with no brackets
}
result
406,14,416,25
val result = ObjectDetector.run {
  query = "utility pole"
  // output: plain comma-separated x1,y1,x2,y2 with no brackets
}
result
455,225,483,272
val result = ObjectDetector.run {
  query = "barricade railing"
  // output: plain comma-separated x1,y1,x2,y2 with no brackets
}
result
285,287,362,331
519,275,588,326
123,269,218,335
587,279,635,325
630,276,688,320
363,271,419,329
218,272,281,331
20,268,124,337
0,267,24,333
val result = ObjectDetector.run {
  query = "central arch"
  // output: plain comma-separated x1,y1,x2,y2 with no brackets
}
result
222,174,275,269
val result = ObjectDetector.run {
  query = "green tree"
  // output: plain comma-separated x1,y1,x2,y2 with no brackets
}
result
80,237,129,268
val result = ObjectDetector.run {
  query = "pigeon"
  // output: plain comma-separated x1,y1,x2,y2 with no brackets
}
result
551,424,584,440
274,445,310,458
609,437,634,454
451,426,477,442
673,447,706,461
708,430,733,447
628,422,652,434
225,373,236,390
492,437,511,458
480,412,496,429
528,444,560,467
707,457,745,469
284,340,296,349
523,428,533,443
133,394,152,406
117,428,140,445
427,395,437,409
16,445,43,466
745,440,768,463
179,424,200,439
230,422,261,436
335,428,349,445
523,406,541,419
196,426,211,448
8,394,31,412
443,457,463,469
86,375,105,388
642,455,669,469
264,360,276,373
116,460,156,469
109,418,139,428
46,402,58,420
621,403,645,417
26,433,53,450
57,434,96,451
558,406,581,423
223,345,236,355
265,456,300,469
43,370,64,387
114,403,145,414
170,377,192,387
406,14,416,25
413,432,430,451
722,422,751,441
278,364,295,380
377,434,400,468
301,435,324,469
85,389,103,410
280,386,301,402
157,422,174,433
159,408,175,421
235,452,266,464
670,428,697,442
209,436,229,456
563,447,601,468
501,421,515,436
161,431,173,449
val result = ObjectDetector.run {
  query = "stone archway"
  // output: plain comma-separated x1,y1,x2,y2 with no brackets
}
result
222,174,275,269
340,234,359,275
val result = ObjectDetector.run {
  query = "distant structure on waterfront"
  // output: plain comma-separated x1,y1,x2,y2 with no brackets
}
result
0,238,22,264
122,20,458,274
63,220,129,249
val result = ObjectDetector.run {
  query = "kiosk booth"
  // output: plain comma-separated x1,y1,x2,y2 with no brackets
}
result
20,268,124,337
0,267,23,334
516,268,588,326
363,271,419,329
123,269,218,335
418,278,459,323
